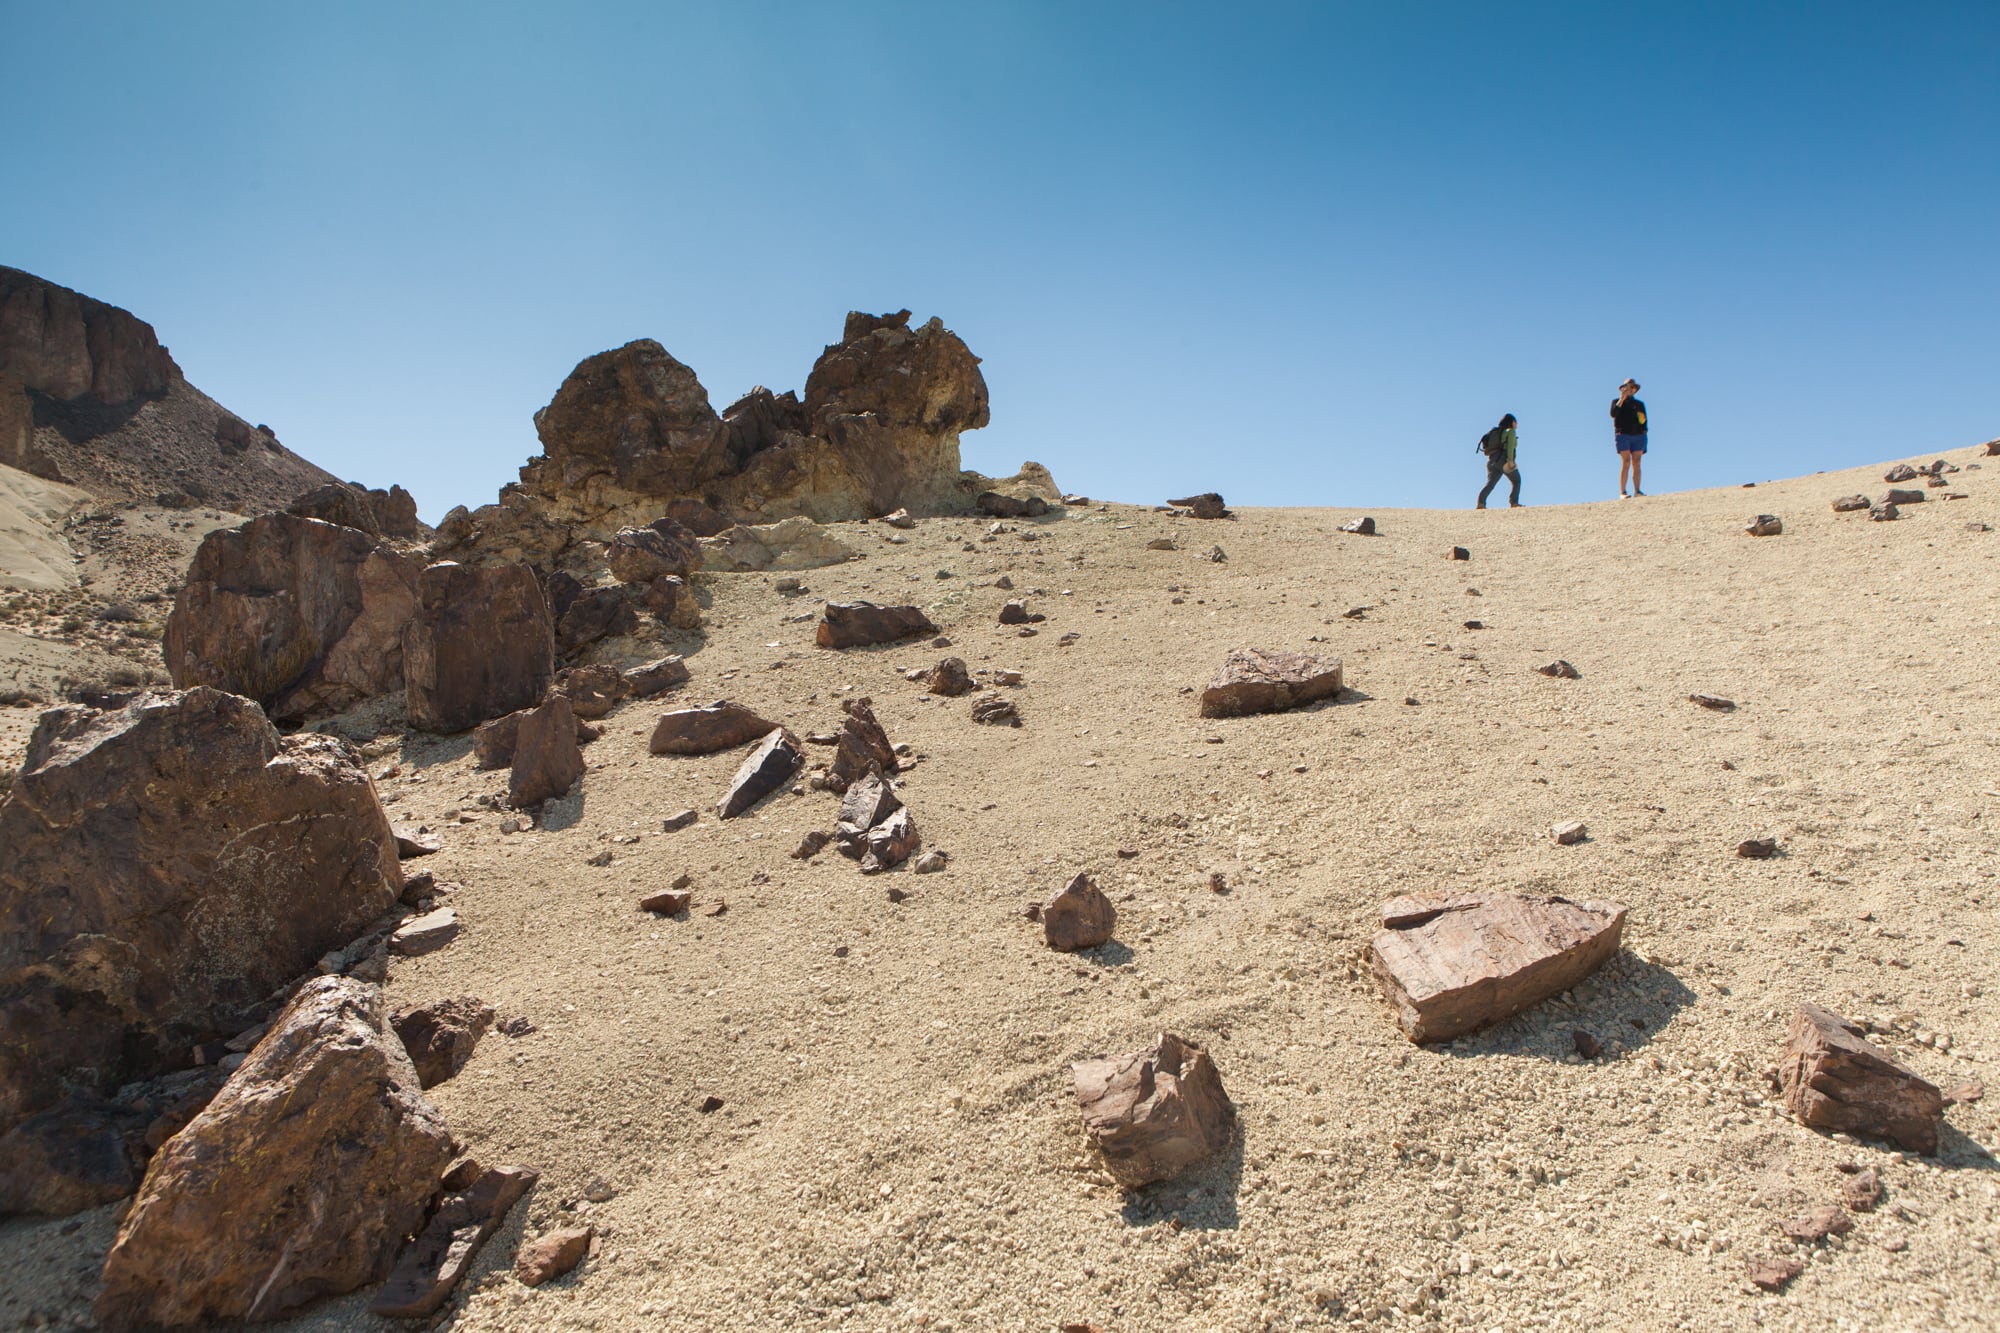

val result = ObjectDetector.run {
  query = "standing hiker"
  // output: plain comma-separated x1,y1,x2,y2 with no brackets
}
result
1475,413,1521,509
1612,378,1648,497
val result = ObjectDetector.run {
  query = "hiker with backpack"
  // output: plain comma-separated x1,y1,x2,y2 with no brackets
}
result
1612,378,1648,497
1475,414,1521,509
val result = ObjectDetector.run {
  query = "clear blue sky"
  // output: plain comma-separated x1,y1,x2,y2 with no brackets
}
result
6,2,1996,519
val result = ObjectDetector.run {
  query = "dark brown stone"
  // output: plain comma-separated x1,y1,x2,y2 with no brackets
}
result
1884,464,1919,482
516,1226,592,1288
1831,494,1871,512
605,520,702,583
1446,545,1470,560
1341,516,1376,535
859,807,920,873
1042,873,1116,952
835,771,903,856
716,729,803,819
554,663,630,720
556,585,639,656
96,978,455,1327
643,573,699,629
640,889,692,914
1167,492,1227,519
1370,893,1627,1044
0,689,401,1129
1572,1030,1603,1059
404,562,555,733
649,701,781,755
1198,648,1344,718
623,654,691,698
1746,1256,1803,1292
1883,487,1925,506
1536,660,1581,679
1737,836,1779,859
371,1163,539,1317
394,825,442,858
926,656,974,696
391,996,495,1090
1689,693,1737,711
164,513,420,723
1780,1002,1944,1154
1746,514,1783,536
816,601,939,649
1870,502,1900,522
828,696,899,791
976,490,1049,518
997,599,1043,625
791,830,832,860
0,1100,141,1216
509,695,585,808
1841,1166,1884,1213
1072,1033,1235,1188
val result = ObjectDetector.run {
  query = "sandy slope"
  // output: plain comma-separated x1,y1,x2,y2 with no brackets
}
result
5,443,1999,1332
0,464,88,593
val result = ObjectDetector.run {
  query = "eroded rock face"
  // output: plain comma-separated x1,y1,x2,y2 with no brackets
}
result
606,519,703,583
1198,648,1343,719
391,996,495,1090
533,339,728,497
404,562,555,733
700,517,856,572
164,513,420,723
287,481,431,541
0,690,401,1128
96,977,454,1328
0,264,177,403
1780,1002,1944,1154
1072,1033,1235,1188
372,1163,536,1318
1370,894,1626,1044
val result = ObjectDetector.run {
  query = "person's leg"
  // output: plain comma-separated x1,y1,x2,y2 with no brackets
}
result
1477,460,1501,507
1618,451,1632,495
1630,448,1643,495
1507,465,1522,506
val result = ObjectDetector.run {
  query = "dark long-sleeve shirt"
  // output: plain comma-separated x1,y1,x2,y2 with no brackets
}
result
1611,397,1648,435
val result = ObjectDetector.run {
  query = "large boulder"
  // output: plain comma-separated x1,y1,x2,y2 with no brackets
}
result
508,695,585,808
1198,648,1344,718
164,513,420,723
403,561,555,733
95,977,455,1328
606,518,703,583
0,689,402,1128
816,600,939,649
532,339,728,496
650,700,781,755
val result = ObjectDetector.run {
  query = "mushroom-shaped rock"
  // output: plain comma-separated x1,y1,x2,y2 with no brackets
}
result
1369,893,1627,1044
403,562,554,733
816,600,938,649
1043,873,1116,952
391,996,495,1090
1779,1002,1944,1154
0,689,401,1128
716,728,803,819
371,1163,538,1318
1198,648,1343,719
509,695,585,808
1072,1033,1235,1189
649,701,781,755
95,978,455,1328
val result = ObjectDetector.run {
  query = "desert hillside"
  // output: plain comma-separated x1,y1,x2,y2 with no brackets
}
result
6,437,1997,1331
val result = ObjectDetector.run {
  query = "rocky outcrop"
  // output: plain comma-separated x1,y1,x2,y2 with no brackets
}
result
96,977,455,1328
606,519,703,583
700,516,857,571
287,480,431,540
404,562,555,733
164,513,421,722
0,689,401,1129
0,264,176,404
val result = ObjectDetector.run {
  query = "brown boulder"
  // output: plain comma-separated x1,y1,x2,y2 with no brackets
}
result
835,770,904,855
0,263,177,403
391,996,495,1090
997,598,1044,625
1370,893,1627,1043
0,1100,142,1216
533,339,728,496
828,696,899,791
716,728,803,818
927,656,974,696
556,585,640,656
1883,487,1925,505
1780,1002,1944,1154
971,694,1021,726
1884,463,1919,482
372,1163,537,1318
96,977,455,1327
164,512,420,723
1746,514,1783,536
0,690,400,1128
1043,873,1116,952
509,695,585,808
644,572,701,629
516,1226,593,1287
1870,502,1900,521
623,654,691,698
1167,492,1227,519
1831,493,1871,512
287,481,431,541
606,519,703,583
404,562,555,733
554,663,630,720
1198,648,1344,718
816,600,939,649
1072,1033,1235,1188
649,700,781,755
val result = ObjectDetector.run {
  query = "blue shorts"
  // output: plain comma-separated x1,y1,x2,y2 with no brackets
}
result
1615,434,1648,454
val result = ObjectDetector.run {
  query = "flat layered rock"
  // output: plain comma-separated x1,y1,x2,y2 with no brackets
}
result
649,701,780,755
622,654,691,698
1779,1002,1944,1154
1831,493,1871,512
1370,893,1627,1044
371,1164,538,1317
1883,487,1925,505
716,728,803,819
815,600,938,649
1043,873,1116,952
1167,492,1227,519
1198,648,1343,718
391,908,460,957
1072,1033,1235,1188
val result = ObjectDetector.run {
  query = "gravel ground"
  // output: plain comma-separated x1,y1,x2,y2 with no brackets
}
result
3,442,1998,1331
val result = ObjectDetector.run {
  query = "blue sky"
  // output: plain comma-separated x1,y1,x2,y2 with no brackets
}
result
6,2,1996,518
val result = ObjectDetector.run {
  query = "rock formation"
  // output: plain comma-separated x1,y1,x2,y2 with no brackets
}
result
717,728,802,818
163,513,420,722
508,695,585,807
372,1163,537,1317
0,689,401,1129
403,562,555,733
287,480,432,540
1043,873,1117,952
95,977,455,1327
391,996,495,1089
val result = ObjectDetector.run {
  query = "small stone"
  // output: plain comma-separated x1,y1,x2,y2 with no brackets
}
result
1746,514,1783,536
1536,660,1581,679
640,889,691,915
1884,463,1919,482
1205,545,1226,563
1340,516,1376,535
390,908,460,957
881,508,916,529
1207,871,1228,894
927,657,974,696
1462,619,1484,630
1043,873,1116,952
716,729,804,819
1072,1033,1235,1188
912,850,947,874
661,809,698,833
393,826,442,858
1689,693,1737,711
1746,1256,1803,1292
649,701,780,756
1146,537,1177,551
1738,837,1779,859
997,599,1043,625
582,1175,615,1203
1446,546,1469,561
1841,1167,1884,1213
1871,502,1900,521
992,669,1024,686
1551,820,1587,846
699,1095,725,1113
1781,1204,1853,1243
1780,1002,1944,1154
1572,1030,1602,1059
992,575,1013,590
1166,492,1227,519
1831,494,1871,512
1944,1080,1985,1105
390,996,494,1089
1116,848,1139,859
515,1227,592,1288
971,695,1020,726
791,830,832,860
1198,648,1342,718
1883,487,1925,505
586,849,613,867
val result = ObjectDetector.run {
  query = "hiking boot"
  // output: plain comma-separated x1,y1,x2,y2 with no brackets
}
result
1475,502,1486,510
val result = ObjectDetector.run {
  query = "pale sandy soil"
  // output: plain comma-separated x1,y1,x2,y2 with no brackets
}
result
4,443,1999,1332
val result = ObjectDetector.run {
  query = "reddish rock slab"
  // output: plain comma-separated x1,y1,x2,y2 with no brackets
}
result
1072,1033,1235,1188
1779,1002,1944,1154
395,825,443,857
391,908,460,957
649,701,780,756
0,689,401,1127
371,1163,539,1317
1369,893,1627,1044
1198,648,1344,719
391,996,495,1090
509,695,585,808
1043,873,1116,952
404,562,555,734
716,728,803,819
516,1226,593,1287
96,978,454,1328
640,889,692,915
815,601,938,649
828,696,899,790
1746,1255,1803,1292
623,654,691,698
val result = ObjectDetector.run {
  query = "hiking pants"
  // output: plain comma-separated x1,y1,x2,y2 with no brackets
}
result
1479,458,1521,506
